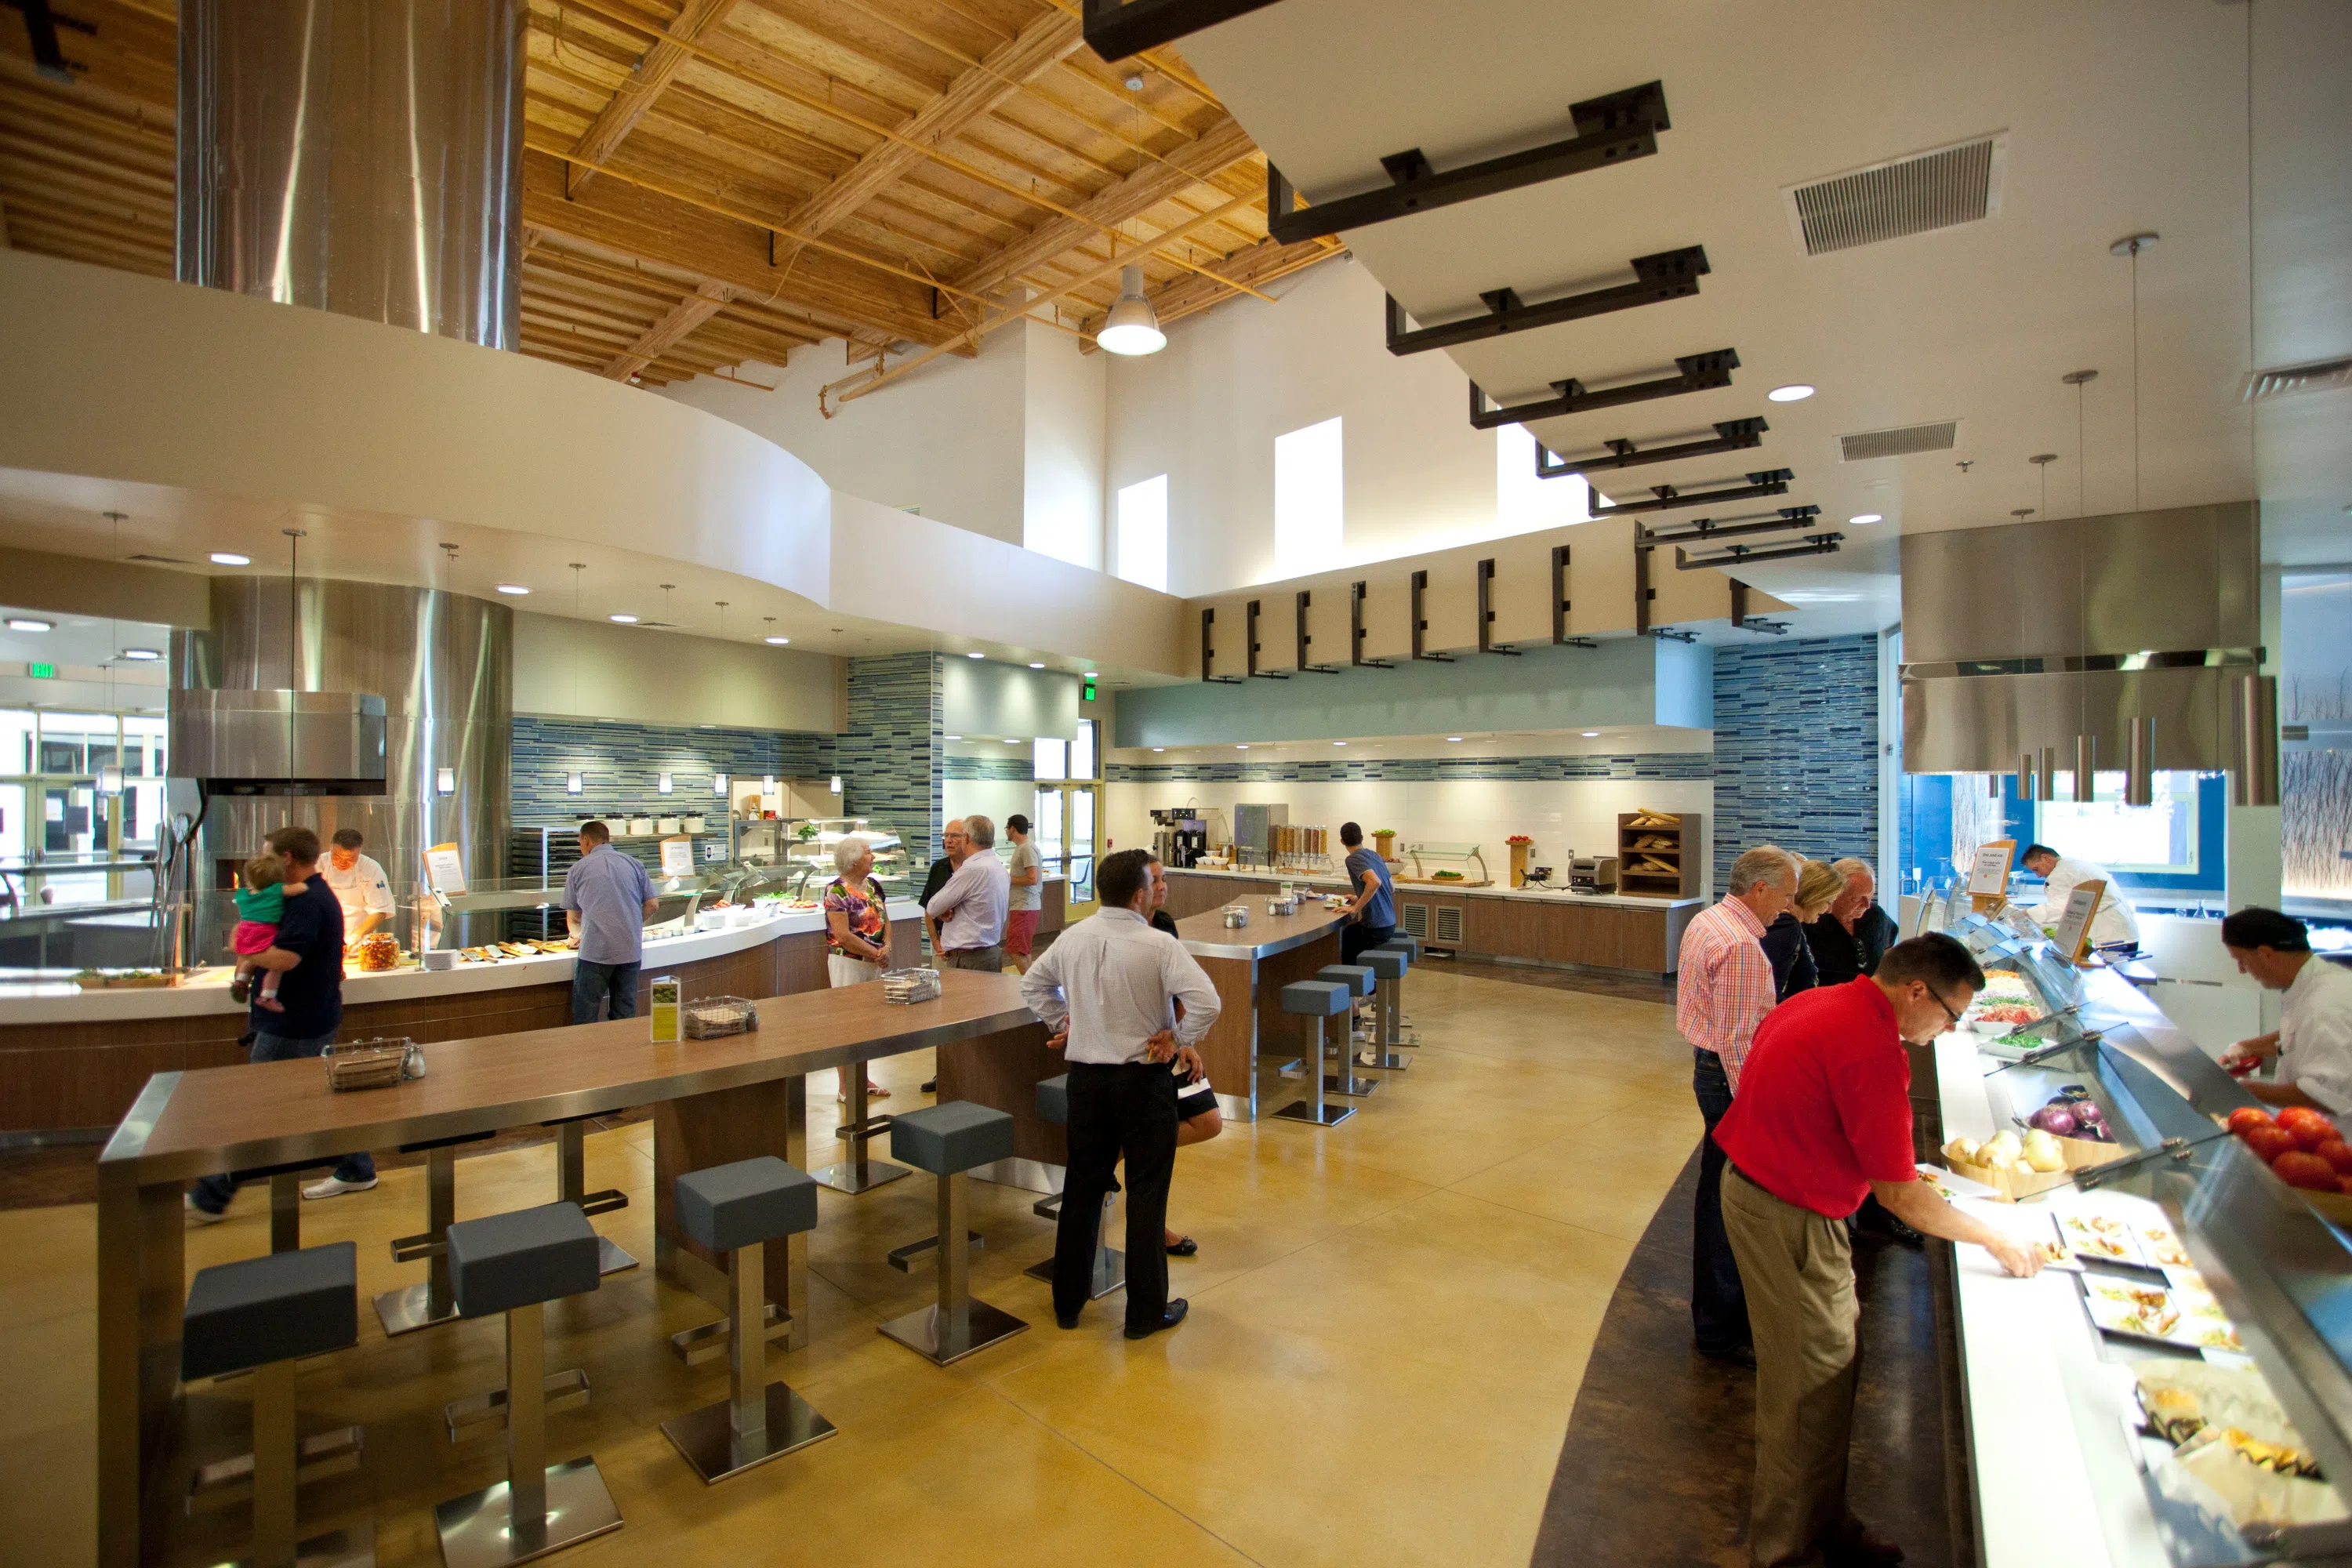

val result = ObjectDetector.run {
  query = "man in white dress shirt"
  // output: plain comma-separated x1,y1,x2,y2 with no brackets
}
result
1021,847,1221,1341
2220,907,2352,1113
2020,843,2141,949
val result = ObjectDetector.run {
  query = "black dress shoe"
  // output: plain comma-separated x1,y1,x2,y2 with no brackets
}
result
1056,1312,1080,1330
1125,1299,1189,1340
1823,1525,1905,1566
1165,1235,1198,1258
1697,1341,1757,1370
920,1078,937,1094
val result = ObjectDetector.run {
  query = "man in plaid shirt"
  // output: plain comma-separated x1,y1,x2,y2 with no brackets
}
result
1679,844,1798,1366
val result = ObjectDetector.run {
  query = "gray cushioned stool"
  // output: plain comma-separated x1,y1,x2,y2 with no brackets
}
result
660,1158,836,1483
376,1130,495,1338
181,1242,370,1567
1367,945,1418,1055
432,1203,619,1568
1022,1074,1123,1299
1315,964,1385,1091
1275,980,1355,1127
877,1102,1029,1364
542,1114,635,1276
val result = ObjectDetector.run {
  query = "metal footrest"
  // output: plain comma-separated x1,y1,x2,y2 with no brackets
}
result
389,1231,445,1265
443,1368,590,1442
1276,1058,1306,1079
661,1382,837,1485
577,1187,628,1218
186,1425,362,1514
1031,1193,1063,1220
886,1230,983,1274
669,1303,787,1367
1359,1051,1410,1070
835,1113,894,1142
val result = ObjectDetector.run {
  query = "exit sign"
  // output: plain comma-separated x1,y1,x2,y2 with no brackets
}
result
27,662,55,679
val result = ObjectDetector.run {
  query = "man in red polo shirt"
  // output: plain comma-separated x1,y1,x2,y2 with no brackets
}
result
1715,933,2043,1567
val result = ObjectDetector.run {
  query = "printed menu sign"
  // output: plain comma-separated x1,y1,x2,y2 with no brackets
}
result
423,843,466,896
2052,880,2107,964
659,836,695,878
1967,840,2016,901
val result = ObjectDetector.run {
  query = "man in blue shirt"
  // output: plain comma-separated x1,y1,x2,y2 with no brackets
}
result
565,819,659,1023
187,825,376,1219
1338,820,1396,966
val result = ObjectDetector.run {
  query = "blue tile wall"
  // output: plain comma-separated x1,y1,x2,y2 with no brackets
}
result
512,717,829,825
1104,753,1714,784
839,653,942,868
1711,634,1879,888
945,756,1036,782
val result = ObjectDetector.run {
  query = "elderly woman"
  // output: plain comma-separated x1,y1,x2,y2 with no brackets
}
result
1806,857,1902,985
1759,858,1847,1001
824,834,891,1102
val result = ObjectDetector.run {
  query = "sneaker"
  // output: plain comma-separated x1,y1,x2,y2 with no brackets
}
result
301,1174,378,1200
184,1192,227,1225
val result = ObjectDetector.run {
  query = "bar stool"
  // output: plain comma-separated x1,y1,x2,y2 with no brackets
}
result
814,1068,909,1195
878,1102,1030,1365
1359,948,1414,1069
543,1115,635,1275
1315,964,1383,1091
1022,1074,1123,1299
433,1203,620,1568
181,1241,372,1567
1274,980,1355,1127
661,1157,837,1483
376,1131,494,1337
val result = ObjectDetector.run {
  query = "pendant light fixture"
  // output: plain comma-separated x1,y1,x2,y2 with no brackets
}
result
1097,266,1166,357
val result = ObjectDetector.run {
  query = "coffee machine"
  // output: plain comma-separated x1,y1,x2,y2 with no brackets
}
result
1150,808,1208,869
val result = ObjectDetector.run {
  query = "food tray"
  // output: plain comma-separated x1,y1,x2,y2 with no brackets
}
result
2082,1276,2244,1354
880,967,942,1004
682,996,758,1038
1945,1132,2122,1200
324,1036,417,1091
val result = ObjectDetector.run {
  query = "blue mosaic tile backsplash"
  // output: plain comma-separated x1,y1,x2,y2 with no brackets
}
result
1104,753,1714,784
840,653,943,869
1711,633,1879,889
512,717,828,825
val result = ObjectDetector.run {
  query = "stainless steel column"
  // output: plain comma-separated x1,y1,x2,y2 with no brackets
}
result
177,0,526,349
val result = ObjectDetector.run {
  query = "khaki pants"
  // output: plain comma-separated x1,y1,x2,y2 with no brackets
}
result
1720,1167,1861,1567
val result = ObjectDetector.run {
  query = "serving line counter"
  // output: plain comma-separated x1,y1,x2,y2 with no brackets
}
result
1922,914,2352,1567
1158,866,1698,975
94,967,1047,1568
1172,898,1353,1121
1,903,925,1136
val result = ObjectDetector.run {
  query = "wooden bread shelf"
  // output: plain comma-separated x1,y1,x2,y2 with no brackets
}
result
1617,811,1701,898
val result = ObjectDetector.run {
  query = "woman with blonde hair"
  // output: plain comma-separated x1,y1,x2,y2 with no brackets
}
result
1759,857,1847,1001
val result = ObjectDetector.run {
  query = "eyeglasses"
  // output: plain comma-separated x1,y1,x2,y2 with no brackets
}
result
1926,986,1965,1027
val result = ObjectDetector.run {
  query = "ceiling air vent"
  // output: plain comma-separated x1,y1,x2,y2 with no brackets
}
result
1784,134,2004,256
2241,354,2352,402
127,553,194,564
1839,421,1958,462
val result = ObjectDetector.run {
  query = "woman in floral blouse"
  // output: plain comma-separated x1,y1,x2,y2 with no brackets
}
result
825,834,892,1101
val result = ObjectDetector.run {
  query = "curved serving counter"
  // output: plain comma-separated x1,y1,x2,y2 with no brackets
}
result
0,902,924,1135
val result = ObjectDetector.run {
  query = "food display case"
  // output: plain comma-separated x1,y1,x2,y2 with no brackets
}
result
1924,910,2352,1565
1396,840,1490,887
768,818,913,900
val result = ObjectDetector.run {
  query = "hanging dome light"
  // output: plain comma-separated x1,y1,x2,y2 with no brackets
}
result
1097,266,1166,356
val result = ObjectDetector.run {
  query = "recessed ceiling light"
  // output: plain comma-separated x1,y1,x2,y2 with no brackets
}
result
1152,746,1164,752
1848,513,1883,525
495,583,530,595
209,551,251,567
119,648,162,661
1446,736,1463,743
967,651,985,659
1582,731,1600,738
1236,744,1248,750
764,635,790,645
608,613,639,623
1083,670,1099,678
6,617,53,633
946,734,961,740
1029,662,1045,669
1333,741,1348,746
1766,383,1816,403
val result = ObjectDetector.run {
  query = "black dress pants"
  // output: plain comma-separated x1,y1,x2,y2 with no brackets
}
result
1055,1061,1178,1330
1690,1046,1751,1353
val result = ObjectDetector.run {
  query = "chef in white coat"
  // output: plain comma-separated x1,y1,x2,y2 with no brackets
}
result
2220,907,2352,1113
321,827,396,941
2020,842,2140,949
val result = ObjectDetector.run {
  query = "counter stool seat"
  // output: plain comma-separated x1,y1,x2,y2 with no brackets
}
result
541,1114,635,1276
879,1102,1029,1365
1275,981,1355,1127
434,1203,620,1568
1367,945,1420,1054
1023,1074,1123,1299
183,1242,372,1567
376,1130,495,1338
1315,964,1388,1088
662,1159,836,1483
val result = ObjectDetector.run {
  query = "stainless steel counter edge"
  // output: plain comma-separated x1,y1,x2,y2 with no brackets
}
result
1163,866,1700,911
1179,908,1354,960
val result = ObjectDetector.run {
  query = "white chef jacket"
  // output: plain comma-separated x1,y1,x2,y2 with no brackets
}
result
2028,855,2140,948
321,852,395,938
2278,956,2352,1116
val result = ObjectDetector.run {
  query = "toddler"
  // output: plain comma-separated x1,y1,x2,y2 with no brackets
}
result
229,854,298,1011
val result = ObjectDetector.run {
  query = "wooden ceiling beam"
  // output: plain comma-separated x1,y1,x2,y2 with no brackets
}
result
565,0,742,196
602,277,733,379
1089,231,1342,343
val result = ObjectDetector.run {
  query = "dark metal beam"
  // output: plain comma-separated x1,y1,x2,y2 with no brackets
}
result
1476,558,1520,655
1468,349,1738,431
1537,417,1766,479
1639,506,1822,546
1673,532,1845,570
1245,599,1287,678
1591,469,1795,518
1387,247,1708,357
1410,570,1451,661
1295,590,1339,672
1350,580,1390,668
1548,546,1593,646
1200,606,1240,683
1080,0,1284,59
1268,82,1668,245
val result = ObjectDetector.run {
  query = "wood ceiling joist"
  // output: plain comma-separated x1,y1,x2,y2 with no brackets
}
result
0,123,174,194
562,0,741,195
1109,230,1341,339
602,277,733,379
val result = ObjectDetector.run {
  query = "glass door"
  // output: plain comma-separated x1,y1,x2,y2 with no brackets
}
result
1032,784,1098,916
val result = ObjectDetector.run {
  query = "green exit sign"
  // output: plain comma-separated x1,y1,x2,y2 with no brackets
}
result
1082,679,1097,702
27,662,56,679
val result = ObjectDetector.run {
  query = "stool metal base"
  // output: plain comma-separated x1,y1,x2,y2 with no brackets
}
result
1272,1099,1356,1127
443,1370,591,1442
187,1425,362,1513
1025,1245,1125,1298
372,1280,459,1338
811,1157,911,1195
670,1302,785,1366
886,1230,983,1273
659,1382,837,1484
433,1456,621,1568
878,1298,1029,1366
205,1520,376,1568
591,1235,637,1276
1359,1047,1410,1069
1321,1073,1380,1098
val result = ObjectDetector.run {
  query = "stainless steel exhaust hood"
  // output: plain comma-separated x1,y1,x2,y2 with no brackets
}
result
169,688,389,795
1899,502,2266,780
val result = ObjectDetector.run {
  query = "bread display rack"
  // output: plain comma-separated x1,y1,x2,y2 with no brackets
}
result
1616,811,1700,897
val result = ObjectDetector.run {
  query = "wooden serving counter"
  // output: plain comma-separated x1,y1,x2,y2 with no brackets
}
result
1171,899,1352,1120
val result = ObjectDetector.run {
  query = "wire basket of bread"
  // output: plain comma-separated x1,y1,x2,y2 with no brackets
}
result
681,996,759,1038
881,967,942,1005
323,1036,422,1091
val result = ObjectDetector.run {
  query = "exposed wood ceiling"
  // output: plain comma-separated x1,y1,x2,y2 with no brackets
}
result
0,0,1340,392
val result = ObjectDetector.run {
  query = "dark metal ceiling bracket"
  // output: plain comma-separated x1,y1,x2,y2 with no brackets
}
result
1244,600,1287,678
1468,348,1738,430
1477,558,1520,655
1350,580,1391,668
1673,532,1845,570
1295,590,1340,672
1537,417,1767,478
1080,0,1284,60
1592,469,1795,517
1386,246,1709,357
1200,607,1241,683
1410,570,1452,661
1639,505,1821,547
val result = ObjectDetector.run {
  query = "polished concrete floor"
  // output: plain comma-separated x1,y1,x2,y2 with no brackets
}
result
0,967,1700,1566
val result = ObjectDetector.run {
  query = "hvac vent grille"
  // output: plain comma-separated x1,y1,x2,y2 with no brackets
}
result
2241,355,2352,401
1839,421,1958,461
1785,136,2003,256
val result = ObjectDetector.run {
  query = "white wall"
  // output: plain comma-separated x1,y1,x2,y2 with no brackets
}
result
942,779,1037,839
514,612,842,731
1105,777,1714,897
1022,319,1107,569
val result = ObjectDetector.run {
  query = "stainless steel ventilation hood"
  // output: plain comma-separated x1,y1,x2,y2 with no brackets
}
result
1899,502,2264,777
169,688,389,796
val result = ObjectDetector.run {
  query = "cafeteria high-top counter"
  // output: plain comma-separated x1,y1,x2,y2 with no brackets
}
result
1158,866,1699,976
0,902,925,1136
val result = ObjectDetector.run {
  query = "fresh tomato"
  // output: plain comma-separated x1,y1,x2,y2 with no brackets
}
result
2275,1151,2342,1192
2227,1106,2276,1137
2245,1124,2302,1165
2317,1139,2352,1175
2280,1107,2343,1151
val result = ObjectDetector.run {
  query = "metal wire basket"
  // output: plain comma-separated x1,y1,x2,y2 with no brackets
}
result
324,1036,417,1091
682,996,759,1038
880,967,942,1005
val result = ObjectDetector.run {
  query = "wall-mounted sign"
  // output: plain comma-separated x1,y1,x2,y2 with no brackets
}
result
659,836,695,878
27,662,54,680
